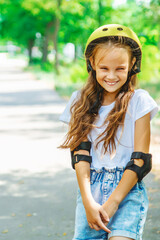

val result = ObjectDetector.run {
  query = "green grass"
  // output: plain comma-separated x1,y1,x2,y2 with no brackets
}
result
139,81,160,103
139,81,160,134
25,59,86,99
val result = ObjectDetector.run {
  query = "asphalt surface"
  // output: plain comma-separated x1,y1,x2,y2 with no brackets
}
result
0,53,159,240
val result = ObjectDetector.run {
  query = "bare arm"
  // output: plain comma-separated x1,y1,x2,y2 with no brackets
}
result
74,148,111,232
102,112,150,218
74,150,93,206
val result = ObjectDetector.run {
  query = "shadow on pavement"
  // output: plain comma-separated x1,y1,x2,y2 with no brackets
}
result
0,90,66,106
1,169,159,240
0,168,77,240
143,173,160,240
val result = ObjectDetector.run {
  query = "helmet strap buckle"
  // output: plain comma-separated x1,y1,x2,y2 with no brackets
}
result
87,60,93,72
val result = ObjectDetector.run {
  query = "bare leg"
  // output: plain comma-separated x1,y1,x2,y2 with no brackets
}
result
109,237,134,240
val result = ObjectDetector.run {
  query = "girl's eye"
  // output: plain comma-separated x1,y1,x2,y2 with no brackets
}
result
100,67,125,70
117,68,125,70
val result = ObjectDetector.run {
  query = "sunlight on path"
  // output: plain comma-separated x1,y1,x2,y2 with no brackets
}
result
0,53,70,175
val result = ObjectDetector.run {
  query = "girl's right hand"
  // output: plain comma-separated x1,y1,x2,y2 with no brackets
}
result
84,200,111,233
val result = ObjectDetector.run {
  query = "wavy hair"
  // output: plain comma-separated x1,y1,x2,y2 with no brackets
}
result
58,36,140,154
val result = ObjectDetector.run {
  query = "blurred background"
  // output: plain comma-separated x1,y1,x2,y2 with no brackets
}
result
0,0,160,97
0,0,160,239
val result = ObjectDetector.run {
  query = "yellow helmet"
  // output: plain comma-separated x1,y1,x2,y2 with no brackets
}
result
85,24,142,75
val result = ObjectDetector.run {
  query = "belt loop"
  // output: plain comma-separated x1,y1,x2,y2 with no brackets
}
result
117,171,120,182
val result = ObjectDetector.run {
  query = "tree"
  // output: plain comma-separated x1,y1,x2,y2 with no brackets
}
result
0,0,38,63
22,0,62,72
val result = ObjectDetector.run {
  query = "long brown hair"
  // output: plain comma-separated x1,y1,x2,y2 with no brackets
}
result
58,36,140,154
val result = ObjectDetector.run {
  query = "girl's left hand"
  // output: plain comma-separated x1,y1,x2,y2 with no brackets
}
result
84,199,111,233
102,199,119,220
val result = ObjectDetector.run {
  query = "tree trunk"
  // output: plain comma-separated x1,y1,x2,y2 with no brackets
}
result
52,0,62,74
42,36,49,63
74,44,77,62
42,21,54,63
28,39,34,64
53,17,60,74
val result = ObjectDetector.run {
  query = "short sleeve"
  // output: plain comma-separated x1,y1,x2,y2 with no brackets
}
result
133,89,159,121
59,90,79,124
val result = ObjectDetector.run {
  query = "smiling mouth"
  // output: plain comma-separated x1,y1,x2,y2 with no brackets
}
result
104,80,119,86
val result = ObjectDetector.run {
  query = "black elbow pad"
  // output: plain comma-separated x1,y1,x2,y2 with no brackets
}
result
70,141,92,169
72,154,92,169
124,152,152,182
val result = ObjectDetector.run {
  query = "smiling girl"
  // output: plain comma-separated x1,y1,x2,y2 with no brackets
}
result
59,24,158,240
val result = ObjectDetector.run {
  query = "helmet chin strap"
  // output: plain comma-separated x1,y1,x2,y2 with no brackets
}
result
119,62,140,94
87,60,93,72
128,61,141,77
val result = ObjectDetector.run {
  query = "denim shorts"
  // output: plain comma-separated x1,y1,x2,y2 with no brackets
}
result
72,167,149,240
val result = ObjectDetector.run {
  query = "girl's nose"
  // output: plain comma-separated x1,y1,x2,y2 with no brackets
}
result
106,71,116,80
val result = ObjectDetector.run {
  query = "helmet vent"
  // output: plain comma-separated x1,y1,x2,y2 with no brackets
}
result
102,28,108,31
117,27,123,31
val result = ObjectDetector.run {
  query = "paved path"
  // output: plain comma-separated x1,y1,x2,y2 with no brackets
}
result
0,53,77,240
0,53,159,240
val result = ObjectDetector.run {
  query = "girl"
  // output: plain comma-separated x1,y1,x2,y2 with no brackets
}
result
58,24,158,240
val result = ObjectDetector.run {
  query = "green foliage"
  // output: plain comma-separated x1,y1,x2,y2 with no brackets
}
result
41,61,54,72
70,61,88,83
139,81,160,103
54,60,88,97
55,84,79,99
29,57,54,71
0,0,160,96
0,0,39,60
139,45,160,82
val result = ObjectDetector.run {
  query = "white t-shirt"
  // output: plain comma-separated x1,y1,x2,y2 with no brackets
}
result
59,89,159,169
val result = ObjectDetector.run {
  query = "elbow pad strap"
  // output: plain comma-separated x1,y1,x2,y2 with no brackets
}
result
72,154,92,169
124,151,152,182
71,141,92,169
73,141,91,152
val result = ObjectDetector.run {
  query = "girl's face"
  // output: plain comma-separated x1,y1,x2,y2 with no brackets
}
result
90,46,135,101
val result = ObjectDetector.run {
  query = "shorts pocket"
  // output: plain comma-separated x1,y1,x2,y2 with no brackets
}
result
129,182,141,193
76,188,82,204
90,171,97,184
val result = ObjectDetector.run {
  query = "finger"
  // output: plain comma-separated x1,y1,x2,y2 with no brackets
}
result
92,223,101,231
100,215,109,225
97,218,111,233
88,223,93,229
100,208,110,222
102,220,109,226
